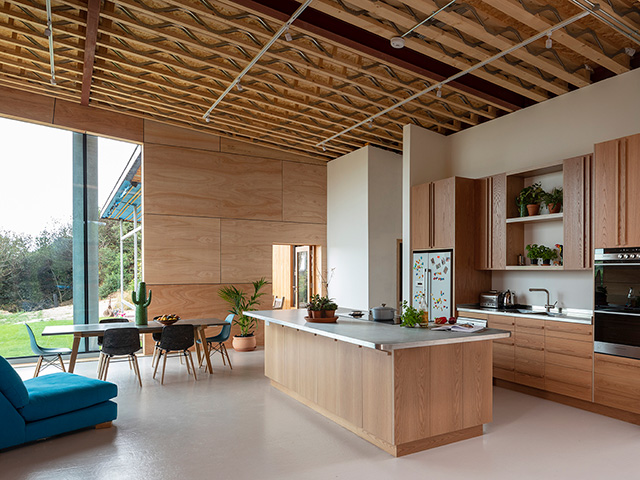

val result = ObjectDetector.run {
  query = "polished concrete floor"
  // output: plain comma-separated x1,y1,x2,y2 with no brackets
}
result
3,349,639,480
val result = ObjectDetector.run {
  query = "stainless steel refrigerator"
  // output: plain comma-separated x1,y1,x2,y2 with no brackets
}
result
412,250,453,320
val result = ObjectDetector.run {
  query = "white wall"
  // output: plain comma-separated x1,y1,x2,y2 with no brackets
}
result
327,148,369,309
369,147,403,307
328,146,402,310
403,68,640,309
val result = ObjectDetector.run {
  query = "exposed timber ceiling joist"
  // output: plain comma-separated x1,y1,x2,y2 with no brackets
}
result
0,0,637,160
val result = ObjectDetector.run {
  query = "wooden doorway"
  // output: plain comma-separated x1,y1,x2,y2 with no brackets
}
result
272,245,321,309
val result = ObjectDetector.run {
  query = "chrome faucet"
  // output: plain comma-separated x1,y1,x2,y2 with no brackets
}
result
529,288,557,313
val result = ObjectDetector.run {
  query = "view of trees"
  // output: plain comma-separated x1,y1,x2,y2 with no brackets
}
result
0,220,139,313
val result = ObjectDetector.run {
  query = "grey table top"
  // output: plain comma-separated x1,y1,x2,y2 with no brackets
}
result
245,309,510,352
42,318,226,336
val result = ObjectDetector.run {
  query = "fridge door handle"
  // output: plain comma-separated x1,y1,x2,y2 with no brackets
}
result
427,268,432,313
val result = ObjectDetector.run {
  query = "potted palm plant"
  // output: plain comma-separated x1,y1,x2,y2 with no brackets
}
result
218,278,268,352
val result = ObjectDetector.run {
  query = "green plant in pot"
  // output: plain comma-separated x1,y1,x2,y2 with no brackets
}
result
307,294,338,319
525,244,542,265
516,182,545,216
399,300,424,328
218,277,268,352
543,187,563,214
538,245,558,265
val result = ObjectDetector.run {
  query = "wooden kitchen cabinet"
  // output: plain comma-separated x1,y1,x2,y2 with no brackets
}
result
594,353,640,414
514,317,545,389
594,133,640,248
563,155,593,269
411,182,431,250
488,315,515,381
475,174,506,270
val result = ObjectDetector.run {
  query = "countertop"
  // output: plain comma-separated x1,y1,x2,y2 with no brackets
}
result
245,308,511,352
457,304,593,325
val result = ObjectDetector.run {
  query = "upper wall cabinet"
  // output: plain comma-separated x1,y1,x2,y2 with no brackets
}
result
594,133,640,248
475,174,506,270
411,177,455,250
563,155,593,269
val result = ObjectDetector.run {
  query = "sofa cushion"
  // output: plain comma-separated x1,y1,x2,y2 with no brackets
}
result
0,355,29,409
0,391,26,450
20,373,117,422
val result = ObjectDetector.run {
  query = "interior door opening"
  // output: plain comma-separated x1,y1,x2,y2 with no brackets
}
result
272,245,322,309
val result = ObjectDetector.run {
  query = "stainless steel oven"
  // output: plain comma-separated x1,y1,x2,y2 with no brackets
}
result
594,248,640,359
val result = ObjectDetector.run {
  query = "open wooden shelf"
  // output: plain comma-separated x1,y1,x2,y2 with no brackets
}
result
505,265,564,271
506,212,563,224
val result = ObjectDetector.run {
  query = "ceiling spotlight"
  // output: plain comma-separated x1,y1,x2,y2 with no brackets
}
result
368,120,373,129
584,64,593,72
237,83,244,92
50,77,56,86
204,115,211,123
44,27,51,38
390,36,405,49
545,32,552,49
321,144,326,152
436,86,442,98
625,47,636,57
284,25,293,42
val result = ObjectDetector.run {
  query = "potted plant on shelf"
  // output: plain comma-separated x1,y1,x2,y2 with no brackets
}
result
525,243,542,265
516,182,545,216
399,300,424,327
538,245,558,265
543,187,563,214
307,294,338,318
218,277,268,352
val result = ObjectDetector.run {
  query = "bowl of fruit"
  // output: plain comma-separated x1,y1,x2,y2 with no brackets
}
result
154,314,181,326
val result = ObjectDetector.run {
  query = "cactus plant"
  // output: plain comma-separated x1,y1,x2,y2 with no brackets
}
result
132,281,152,326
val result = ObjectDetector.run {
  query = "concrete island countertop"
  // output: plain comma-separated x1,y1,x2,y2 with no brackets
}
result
245,308,510,352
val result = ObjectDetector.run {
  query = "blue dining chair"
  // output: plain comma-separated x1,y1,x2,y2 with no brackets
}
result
198,314,234,370
24,323,72,378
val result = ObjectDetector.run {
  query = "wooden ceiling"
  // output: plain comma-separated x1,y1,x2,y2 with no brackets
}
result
0,0,638,160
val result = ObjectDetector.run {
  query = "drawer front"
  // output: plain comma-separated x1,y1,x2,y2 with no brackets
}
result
546,379,592,401
494,366,515,382
515,316,545,334
460,311,488,320
493,342,514,370
515,346,544,377
545,336,592,359
488,314,515,328
546,363,592,388
545,321,592,341
594,354,640,414
546,351,592,371
515,372,545,389
515,331,544,350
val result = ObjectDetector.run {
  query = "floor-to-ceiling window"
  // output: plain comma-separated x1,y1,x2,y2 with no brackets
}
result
0,118,137,359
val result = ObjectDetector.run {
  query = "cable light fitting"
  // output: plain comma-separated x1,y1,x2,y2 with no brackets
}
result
202,0,314,121
45,0,56,86
390,0,456,49
284,25,293,42
545,32,553,49
569,0,640,45
436,86,442,98
237,83,244,92
317,11,589,149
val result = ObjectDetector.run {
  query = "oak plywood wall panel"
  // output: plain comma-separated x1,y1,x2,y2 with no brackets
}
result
283,162,327,224
144,144,283,220
143,120,221,152
144,215,221,285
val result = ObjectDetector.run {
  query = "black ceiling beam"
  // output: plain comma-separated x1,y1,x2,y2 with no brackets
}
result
231,0,534,112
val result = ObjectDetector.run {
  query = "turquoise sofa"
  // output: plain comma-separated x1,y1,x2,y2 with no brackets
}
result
0,355,117,450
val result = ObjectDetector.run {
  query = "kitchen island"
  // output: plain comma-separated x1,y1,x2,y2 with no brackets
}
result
246,309,510,456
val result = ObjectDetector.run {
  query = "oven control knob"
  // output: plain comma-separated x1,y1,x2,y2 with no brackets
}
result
624,254,630,259
631,254,636,259
618,254,624,259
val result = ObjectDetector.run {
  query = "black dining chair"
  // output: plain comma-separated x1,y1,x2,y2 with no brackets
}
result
98,327,143,387
97,318,130,345
153,324,197,385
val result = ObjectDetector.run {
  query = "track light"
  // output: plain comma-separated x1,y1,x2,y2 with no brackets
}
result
204,115,210,123
368,120,373,129
236,83,244,92
436,86,442,98
545,32,552,49
625,47,636,57
284,25,292,42
321,144,326,152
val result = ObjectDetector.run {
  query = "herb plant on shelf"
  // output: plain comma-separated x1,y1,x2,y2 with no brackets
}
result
516,182,545,217
400,300,424,328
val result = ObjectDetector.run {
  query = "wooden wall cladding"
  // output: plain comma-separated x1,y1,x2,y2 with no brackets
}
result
144,120,221,152
220,137,322,165
283,162,327,224
0,85,54,125
53,100,143,143
221,219,326,283
144,144,283,220
143,214,221,285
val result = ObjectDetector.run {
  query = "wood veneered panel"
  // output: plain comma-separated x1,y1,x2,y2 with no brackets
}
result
297,330,317,402
563,155,593,269
594,138,621,248
283,327,299,392
272,245,293,309
394,347,430,443
144,144,283,220
53,99,143,142
515,317,545,334
220,219,326,283
336,342,363,427
143,214,220,285
462,341,493,428
315,335,338,414
220,137,322,165
491,174,507,269
429,344,463,437
0,85,55,124
475,177,491,270
544,321,592,341
362,348,393,444
515,331,544,350
595,353,640,414
432,178,455,249
625,134,640,246
144,120,221,151
264,323,284,384
545,335,593,360
283,162,327,224
411,183,431,250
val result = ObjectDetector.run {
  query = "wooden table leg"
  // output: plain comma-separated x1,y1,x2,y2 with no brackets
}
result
198,326,213,374
68,335,82,373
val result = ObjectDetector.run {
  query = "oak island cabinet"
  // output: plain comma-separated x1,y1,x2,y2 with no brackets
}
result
594,132,640,248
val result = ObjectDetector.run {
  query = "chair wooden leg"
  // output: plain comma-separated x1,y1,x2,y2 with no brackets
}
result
34,356,43,378
103,356,111,381
128,356,133,370
131,354,142,387
152,345,159,368
161,350,168,385
223,344,232,370
184,351,191,375
187,351,197,381
97,353,104,379
153,350,162,379
58,354,66,372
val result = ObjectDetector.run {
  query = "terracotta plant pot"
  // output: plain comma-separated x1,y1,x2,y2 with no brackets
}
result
323,310,336,318
232,335,256,352
526,204,540,216
548,203,561,214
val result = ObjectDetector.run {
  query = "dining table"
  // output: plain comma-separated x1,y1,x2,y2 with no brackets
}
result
41,318,226,375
